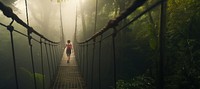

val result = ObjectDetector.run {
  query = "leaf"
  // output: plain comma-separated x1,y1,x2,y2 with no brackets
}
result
149,38,157,50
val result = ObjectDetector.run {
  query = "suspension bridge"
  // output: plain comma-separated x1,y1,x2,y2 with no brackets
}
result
0,0,167,89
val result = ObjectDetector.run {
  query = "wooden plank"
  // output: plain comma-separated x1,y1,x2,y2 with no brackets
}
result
50,51,86,89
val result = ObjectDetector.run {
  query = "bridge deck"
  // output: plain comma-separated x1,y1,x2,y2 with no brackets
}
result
50,50,86,89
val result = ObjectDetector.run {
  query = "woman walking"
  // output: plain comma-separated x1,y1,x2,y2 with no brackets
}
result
66,40,72,63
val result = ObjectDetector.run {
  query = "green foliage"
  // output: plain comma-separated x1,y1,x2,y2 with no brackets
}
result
117,75,155,89
76,0,200,88
116,0,200,88
149,38,156,50
20,67,44,89
165,0,200,88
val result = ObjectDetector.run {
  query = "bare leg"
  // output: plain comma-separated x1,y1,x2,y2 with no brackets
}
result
67,55,70,63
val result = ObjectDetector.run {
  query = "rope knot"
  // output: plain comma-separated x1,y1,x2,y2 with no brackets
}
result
112,27,117,38
107,20,118,29
40,38,43,44
27,29,32,46
7,25,14,32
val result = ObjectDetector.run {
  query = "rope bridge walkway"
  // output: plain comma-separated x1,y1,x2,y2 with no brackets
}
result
51,50,86,89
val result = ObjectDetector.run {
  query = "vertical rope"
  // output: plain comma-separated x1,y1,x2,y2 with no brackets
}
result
58,45,62,62
83,44,85,77
54,46,58,67
86,43,89,83
91,39,96,89
48,44,54,78
77,45,80,65
82,45,84,74
112,28,117,89
52,46,57,71
56,46,60,66
98,35,102,89
80,45,82,72
79,45,82,72
39,38,45,89
51,45,55,81
45,42,52,81
28,33,37,89
7,25,19,89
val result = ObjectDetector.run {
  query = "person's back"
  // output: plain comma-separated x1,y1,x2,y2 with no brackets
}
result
66,40,72,63
66,43,72,51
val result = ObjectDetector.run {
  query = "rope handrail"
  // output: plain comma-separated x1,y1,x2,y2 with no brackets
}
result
76,0,147,44
0,2,60,44
76,0,165,45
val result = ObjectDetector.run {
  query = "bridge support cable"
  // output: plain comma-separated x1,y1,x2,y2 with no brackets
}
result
82,44,87,76
82,45,85,77
39,38,45,89
53,46,58,80
51,46,55,71
52,46,57,72
76,45,80,65
52,45,57,81
75,45,79,65
79,45,83,74
0,22,7,27
57,45,61,63
50,45,54,76
77,46,80,65
91,39,96,89
44,42,52,82
27,30,37,89
7,25,19,89
54,46,58,67
59,46,63,63
80,45,83,73
112,28,117,89
98,35,102,89
56,46,61,66
86,43,89,83
48,44,55,78
58,46,61,65
82,45,84,75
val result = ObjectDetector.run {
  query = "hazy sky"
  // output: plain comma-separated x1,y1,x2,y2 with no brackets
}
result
12,0,77,43
61,0,76,43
